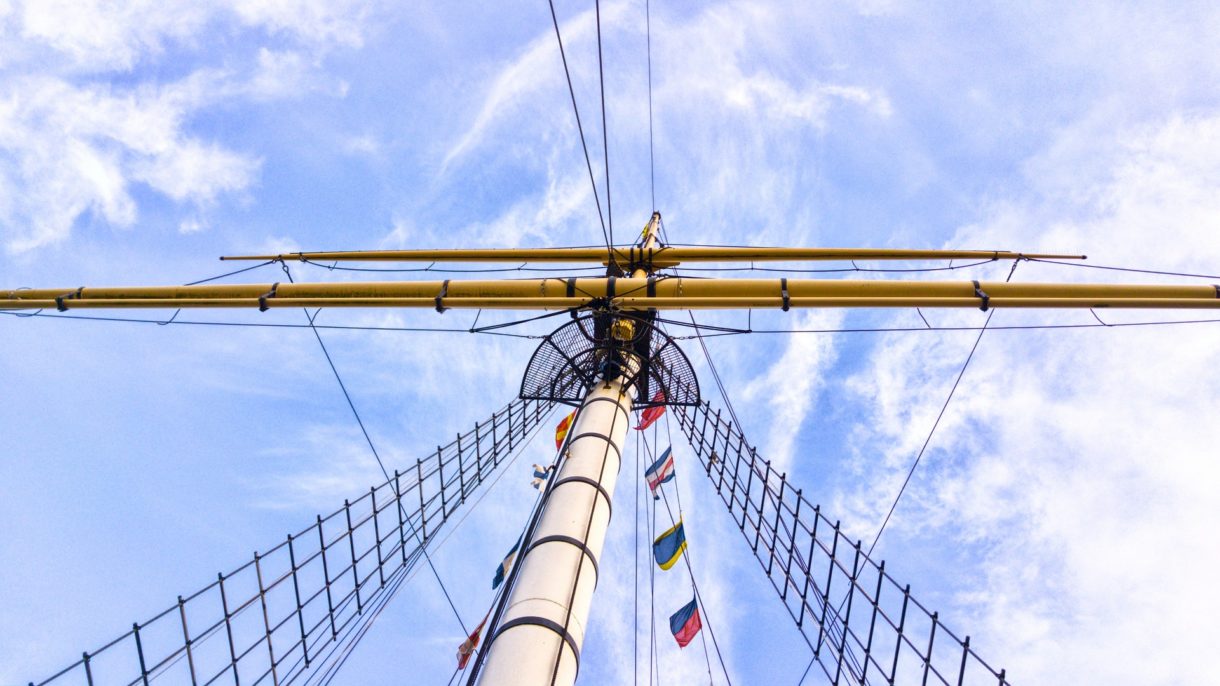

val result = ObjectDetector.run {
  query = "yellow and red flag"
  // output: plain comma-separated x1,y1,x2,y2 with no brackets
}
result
554,410,576,450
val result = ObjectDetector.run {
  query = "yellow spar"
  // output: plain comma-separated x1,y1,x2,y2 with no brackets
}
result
5,276,1219,311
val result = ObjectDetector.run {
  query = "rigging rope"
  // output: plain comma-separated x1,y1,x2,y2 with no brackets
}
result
595,0,615,265
646,0,657,212
282,261,471,641
1027,256,1220,280
863,258,1021,557
545,0,613,264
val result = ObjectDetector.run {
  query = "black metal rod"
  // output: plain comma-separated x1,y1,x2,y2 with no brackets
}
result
286,534,310,668
317,516,338,639
177,595,198,685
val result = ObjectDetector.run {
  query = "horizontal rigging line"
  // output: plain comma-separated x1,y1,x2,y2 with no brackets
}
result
1029,257,1220,280
9,311,1219,336
674,317,1220,337
0,311,542,337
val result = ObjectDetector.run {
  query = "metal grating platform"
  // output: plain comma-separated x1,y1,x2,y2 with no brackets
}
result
519,313,700,409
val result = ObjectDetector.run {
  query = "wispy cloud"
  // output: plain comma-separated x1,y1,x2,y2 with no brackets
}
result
839,113,1220,683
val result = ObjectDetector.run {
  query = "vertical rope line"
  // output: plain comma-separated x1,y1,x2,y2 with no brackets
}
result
635,426,641,686
595,0,615,258
649,486,661,686
646,0,656,211
545,0,611,256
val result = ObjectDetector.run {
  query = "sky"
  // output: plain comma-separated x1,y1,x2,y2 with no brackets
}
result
3,1,1220,684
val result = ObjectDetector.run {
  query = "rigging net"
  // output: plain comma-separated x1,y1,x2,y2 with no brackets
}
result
29,396,556,686
675,400,1010,686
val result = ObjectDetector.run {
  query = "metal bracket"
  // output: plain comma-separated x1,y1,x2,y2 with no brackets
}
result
566,432,622,460
435,279,450,313
972,280,990,311
780,278,790,312
524,534,601,582
55,287,84,312
489,616,581,667
258,282,279,312
551,476,614,520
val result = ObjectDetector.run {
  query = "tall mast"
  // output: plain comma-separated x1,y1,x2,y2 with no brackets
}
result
472,213,663,686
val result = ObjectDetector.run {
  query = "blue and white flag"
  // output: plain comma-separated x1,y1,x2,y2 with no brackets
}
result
492,536,522,589
531,464,550,490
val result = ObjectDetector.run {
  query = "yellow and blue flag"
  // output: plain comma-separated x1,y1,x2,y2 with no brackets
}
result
492,536,522,589
653,519,687,570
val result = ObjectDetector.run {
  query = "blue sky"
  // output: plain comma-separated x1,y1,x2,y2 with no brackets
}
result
3,1,1220,684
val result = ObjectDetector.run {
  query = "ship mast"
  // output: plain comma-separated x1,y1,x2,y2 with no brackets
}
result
469,213,663,685
7,227,1220,686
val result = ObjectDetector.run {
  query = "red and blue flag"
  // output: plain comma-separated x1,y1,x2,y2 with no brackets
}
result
668,597,702,648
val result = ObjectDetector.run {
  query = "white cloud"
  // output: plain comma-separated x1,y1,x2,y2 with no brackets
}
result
231,0,370,50
0,0,372,252
0,74,261,252
741,309,844,472
9,0,371,73
840,113,1220,683
16,0,210,71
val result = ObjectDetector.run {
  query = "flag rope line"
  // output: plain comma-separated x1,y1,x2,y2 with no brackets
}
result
635,416,642,685
648,474,663,686
662,414,730,685
641,425,730,686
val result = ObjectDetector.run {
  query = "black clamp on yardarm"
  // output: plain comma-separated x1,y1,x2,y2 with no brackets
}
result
1214,284,1220,299
647,276,657,298
566,277,579,318
972,279,990,311
258,282,280,312
780,278,791,312
435,279,450,313
55,287,84,312
606,275,617,301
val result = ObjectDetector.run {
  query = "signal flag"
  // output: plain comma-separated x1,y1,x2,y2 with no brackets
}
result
644,447,675,500
555,410,576,450
634,391,667,430
668,597,702,648
652,519,687,571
